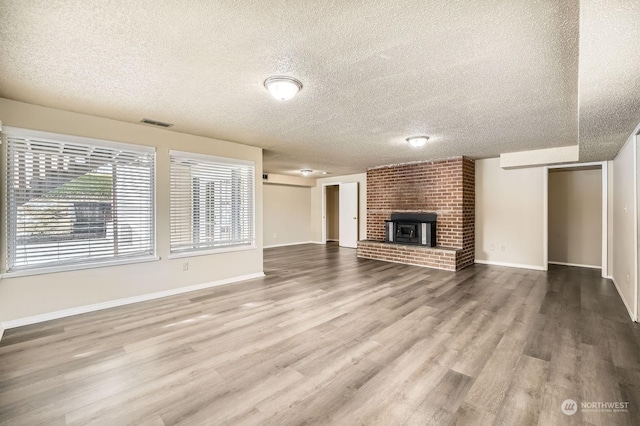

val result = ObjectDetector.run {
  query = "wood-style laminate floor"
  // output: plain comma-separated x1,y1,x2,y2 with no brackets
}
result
1,243,639,425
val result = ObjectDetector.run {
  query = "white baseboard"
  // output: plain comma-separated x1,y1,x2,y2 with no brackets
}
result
548,261,601,269
264,241,313,249
474,259,546,271
270,241,325,246
1,272,265,330
609,276,638,322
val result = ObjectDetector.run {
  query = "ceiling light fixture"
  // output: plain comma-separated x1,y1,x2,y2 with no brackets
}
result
264,76,303,101
300,169,313,176
406,136,430,147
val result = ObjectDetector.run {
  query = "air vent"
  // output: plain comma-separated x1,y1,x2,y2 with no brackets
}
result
140,118,174,128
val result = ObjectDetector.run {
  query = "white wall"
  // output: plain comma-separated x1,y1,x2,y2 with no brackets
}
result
608,161,614,276
0,98,264,324
263,183,311,247
310,174,367,243
612,135,637,320
637,135,640,318
475,158,545,269
548,168,602,267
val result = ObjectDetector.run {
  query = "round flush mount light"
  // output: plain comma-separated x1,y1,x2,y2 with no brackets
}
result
406,136,430,147
264,76,303,101
300,169,313,176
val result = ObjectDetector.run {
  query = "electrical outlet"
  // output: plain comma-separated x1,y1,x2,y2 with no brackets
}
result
501,245,506,252
273,232,277,239
490,244,495,251
182,262,189,272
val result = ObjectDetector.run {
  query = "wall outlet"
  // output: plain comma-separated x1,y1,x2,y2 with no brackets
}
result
272,232,277,239
500,245,506,252
490,244,495,251
182,262,189,272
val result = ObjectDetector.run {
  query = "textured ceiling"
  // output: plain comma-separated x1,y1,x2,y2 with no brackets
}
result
578,0,640,162
0,1,637,176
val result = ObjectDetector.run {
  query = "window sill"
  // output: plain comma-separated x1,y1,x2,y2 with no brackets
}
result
167,244,257,259
0,255,160,279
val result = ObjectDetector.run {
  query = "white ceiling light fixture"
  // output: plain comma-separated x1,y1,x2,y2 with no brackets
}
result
406,136,430,147
300,169,313,176
264,76,303,101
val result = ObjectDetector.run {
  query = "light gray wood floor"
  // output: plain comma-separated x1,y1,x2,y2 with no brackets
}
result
1,243,639,425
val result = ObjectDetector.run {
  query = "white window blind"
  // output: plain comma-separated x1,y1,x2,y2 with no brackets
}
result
4,129,155,272
170,151,255,254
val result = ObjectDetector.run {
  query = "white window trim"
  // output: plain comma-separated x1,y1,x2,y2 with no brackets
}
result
0,255,160,279
1,127,157,274
169,150,255,167
169,150,256,255
2,126,155,153
167,244,257,259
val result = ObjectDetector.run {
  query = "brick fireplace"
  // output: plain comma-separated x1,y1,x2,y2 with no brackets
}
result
357,157,475,271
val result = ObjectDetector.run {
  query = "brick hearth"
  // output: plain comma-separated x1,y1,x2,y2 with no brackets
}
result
357,157,475,271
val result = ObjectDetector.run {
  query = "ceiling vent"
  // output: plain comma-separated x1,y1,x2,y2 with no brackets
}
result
140,118,174,128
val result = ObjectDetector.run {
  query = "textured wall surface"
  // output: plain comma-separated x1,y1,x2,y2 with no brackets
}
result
361,157,474,270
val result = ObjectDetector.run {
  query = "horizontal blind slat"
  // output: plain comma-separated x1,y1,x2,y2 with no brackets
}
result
170,154,254,253
6,132,156,272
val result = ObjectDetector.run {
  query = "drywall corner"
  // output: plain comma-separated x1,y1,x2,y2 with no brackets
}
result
475,158,545,268
611,132,638,322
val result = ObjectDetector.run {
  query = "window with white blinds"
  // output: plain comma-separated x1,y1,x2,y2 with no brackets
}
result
4,128,155,272
170,151,255,254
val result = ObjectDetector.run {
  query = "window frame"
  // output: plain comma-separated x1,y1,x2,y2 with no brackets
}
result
1,127,158,277
168,150,256,258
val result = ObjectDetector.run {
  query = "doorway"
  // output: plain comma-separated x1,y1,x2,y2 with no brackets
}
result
325,185,339,242
322,182,359,248
545,163,607,276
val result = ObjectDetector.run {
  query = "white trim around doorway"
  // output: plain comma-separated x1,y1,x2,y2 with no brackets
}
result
543,161,608,278
321,182,341,244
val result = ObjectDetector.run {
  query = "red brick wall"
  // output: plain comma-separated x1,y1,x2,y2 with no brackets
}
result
457,157,475,269
364,157,475,270
357,240,457,271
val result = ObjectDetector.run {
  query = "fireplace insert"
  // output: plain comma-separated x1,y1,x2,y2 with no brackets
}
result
385,213,436,247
